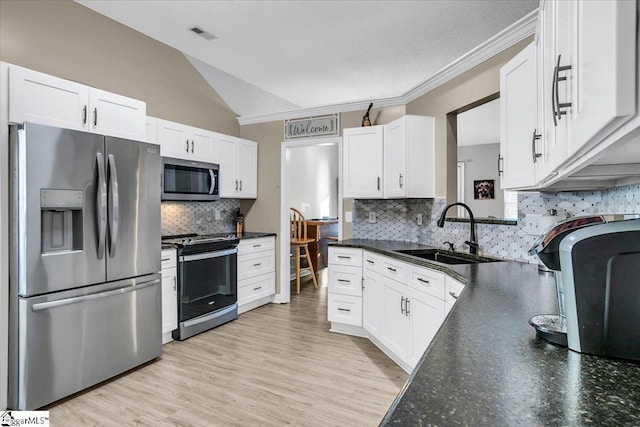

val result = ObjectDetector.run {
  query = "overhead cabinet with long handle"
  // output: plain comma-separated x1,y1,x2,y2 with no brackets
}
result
157,119,214,162
8,64,146,141
213,134,258,199
343,115,435,199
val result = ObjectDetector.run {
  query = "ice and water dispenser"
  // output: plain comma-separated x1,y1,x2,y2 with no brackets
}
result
40,189,84,254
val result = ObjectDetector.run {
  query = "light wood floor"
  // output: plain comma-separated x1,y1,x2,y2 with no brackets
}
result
46,270,408,426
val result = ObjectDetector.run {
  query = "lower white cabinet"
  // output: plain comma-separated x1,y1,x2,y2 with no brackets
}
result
237,236,275,314
161,249,178,344
329,248,461,373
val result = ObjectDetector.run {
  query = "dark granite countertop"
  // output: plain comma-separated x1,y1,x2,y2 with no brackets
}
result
238,231,277,240
330,240,640,426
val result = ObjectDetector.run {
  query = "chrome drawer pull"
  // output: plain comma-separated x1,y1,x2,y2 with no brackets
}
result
161,257,171,262
337,279,351,283
337,255,351,259
253,244,262,248
417,277,430,284
337,307,351,313
367,259,375,264
387,267,397,272
449,291,458,300
253,263,262,267
253,286,262,291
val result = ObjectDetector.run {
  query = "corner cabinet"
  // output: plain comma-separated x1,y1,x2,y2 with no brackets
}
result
8,64,146,141
342,115,435,199
161,249,178,344
213,134,258,199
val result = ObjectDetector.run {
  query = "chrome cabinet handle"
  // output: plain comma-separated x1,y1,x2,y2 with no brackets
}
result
399,174,403,189
417,277,430,285
401,296,405,314
185,140,189,152
366,259,375,264
253,244,262,248
107,154,119,258
82,105,87,125
377,176,381,191
405,298,410,317
161,257,170,262
191,140,194,153
337,256,351,259
449,291,458,300
96,153,107,260
387,267,397,272
337,279,351,283
497,154,504,177
337,307,351,313
173,276,176,291
253,286,262,291
239,180,242,191
235,180,238,191
253,263,262,267
531,130,542,164
553,54,572,126
93,108,98,127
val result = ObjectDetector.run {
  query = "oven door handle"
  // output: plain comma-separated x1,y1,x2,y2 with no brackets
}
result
181,248,237,262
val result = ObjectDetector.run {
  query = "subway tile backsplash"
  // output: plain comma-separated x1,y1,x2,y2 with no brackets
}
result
161,199,240,236
353,182,640,263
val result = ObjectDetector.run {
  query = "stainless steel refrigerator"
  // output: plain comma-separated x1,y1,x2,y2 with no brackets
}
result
8,122,163,410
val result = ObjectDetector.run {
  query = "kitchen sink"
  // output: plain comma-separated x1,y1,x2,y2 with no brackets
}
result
395,249,503,265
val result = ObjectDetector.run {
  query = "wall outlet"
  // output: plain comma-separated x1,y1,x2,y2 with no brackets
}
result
416,213,423,225
369,212,377,223
345,211,352,223
214,210,221,220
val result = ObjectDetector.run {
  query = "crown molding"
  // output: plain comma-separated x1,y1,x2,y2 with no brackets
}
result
237,10,537,126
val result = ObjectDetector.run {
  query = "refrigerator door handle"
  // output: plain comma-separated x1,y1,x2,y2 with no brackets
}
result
107,154,120,257
208,169,216,195
31,279,160,312
96,152,107,259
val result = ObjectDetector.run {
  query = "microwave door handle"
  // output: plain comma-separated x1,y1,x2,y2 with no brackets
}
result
107,154,120,257
209,169,215,195
96,152,107,259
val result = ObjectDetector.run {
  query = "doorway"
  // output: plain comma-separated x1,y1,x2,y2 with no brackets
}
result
279,137,342,303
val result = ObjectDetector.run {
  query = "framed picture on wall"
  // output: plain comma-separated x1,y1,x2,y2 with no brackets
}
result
474,180,495,200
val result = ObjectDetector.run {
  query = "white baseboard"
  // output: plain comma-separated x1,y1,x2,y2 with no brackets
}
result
239,294,275,314
329,322,367,338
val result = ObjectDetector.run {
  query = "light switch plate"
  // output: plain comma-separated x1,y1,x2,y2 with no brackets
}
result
345,211,352,223
215,210,221,220
369,212,376,223
416,213,423,225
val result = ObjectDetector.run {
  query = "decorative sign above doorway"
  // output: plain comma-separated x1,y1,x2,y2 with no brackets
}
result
284,114,340,140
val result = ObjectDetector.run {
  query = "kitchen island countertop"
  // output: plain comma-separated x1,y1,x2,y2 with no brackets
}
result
330,239,640,426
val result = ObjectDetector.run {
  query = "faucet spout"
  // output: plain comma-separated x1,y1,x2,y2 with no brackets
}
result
437,202,478,255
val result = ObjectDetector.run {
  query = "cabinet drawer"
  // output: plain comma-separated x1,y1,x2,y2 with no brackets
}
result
238,272,275,305
328,265,362,297
328,247,363,267
161,249,177,269
327,294,362,326
408,265,445,300
446,276,465,306
238,236,275,255
238,251,274,281
379,255,408,283
363,251,383,273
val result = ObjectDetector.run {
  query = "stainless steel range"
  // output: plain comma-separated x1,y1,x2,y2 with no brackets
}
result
162,233,239,340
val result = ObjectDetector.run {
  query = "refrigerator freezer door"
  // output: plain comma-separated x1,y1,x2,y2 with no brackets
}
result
105,137,161,281
9,274,162,410
11,123,106,296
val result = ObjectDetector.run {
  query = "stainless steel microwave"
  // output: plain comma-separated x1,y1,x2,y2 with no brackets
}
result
161,157,219,201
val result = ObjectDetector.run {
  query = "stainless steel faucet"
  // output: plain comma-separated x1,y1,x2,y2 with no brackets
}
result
437,203,478,255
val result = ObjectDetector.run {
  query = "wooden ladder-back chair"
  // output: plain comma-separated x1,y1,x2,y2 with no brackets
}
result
290,208,318,294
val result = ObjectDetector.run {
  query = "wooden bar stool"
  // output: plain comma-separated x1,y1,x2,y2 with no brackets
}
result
290,208,318,294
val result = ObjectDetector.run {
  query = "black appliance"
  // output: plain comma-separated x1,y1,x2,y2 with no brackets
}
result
162,157,219,201
162,233,239,340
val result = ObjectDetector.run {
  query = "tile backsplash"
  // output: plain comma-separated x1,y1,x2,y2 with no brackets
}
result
161,199,240,236
353,182,640,263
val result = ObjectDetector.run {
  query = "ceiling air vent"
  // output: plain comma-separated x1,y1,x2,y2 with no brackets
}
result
189,26,217,41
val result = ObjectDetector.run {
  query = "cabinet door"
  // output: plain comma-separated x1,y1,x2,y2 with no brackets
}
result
363,269,385,341
383,118,406,198
407,290,445,368
381,279,409,362
567,0,636,156
343,126,383,198
8,65,89,131
161,269,178,336
89,88,146,141
213,134,238,197
500,42,538,189
236,139,258,198
191,127,214,163
158,120,191,160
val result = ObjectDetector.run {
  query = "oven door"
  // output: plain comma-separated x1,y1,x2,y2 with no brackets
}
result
162,157,219,201
178,248,237,322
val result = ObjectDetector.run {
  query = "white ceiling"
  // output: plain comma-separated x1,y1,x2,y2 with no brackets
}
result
457,98,500,147
76,0,537,119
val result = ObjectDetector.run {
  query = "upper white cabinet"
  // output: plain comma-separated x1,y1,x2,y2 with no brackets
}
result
213,134,258,199
383,115,435,198
343,125,384,198
8,65,146,141
343,115,435,199
158,119,214,163
145,116,159,144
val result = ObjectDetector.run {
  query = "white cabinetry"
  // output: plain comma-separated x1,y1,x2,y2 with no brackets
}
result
145,116,159,144
327,247,363,330
213,134,258,199
8,65,146,141
342,125,384,198
342,116,435,199
362,267,384,340
161,248,178,344
158,119,214,162
237,236,275,314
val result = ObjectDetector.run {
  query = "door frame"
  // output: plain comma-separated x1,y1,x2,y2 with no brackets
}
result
277,137,342,303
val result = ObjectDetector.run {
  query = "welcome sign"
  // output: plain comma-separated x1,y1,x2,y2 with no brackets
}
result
284,114,340,140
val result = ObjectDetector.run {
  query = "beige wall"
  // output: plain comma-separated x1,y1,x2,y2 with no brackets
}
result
0,0,239,135
407,37,533,198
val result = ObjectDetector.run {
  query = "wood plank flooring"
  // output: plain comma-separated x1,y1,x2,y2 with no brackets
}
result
46,270,408,426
